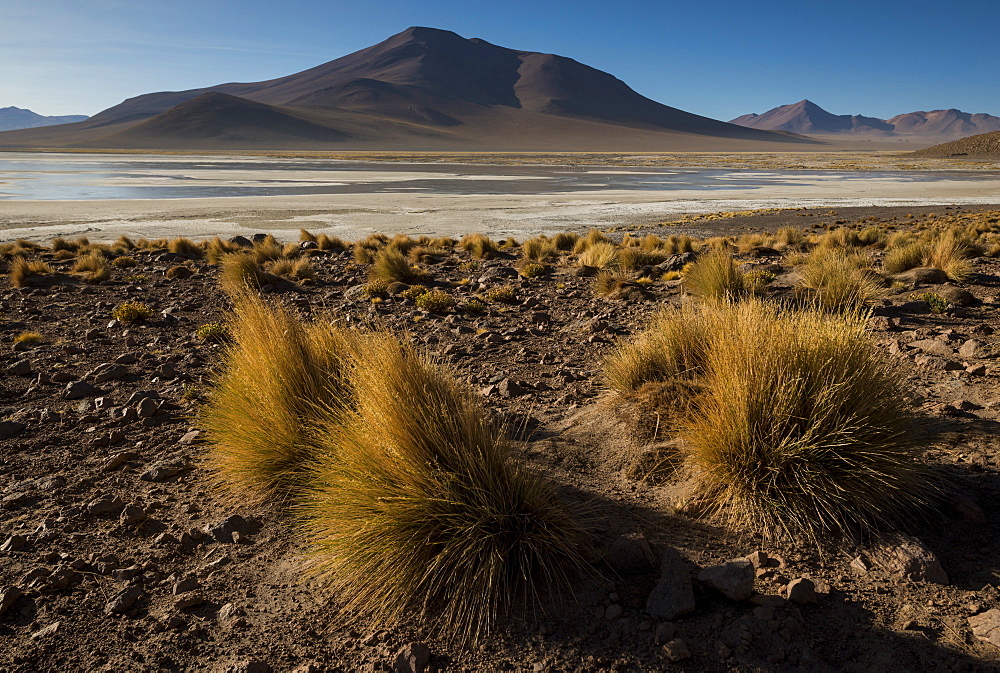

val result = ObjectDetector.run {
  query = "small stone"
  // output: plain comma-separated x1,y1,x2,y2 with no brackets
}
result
497,378,528,398
174,593,205,610
654,621,676,644
0,586,23,615
0,420,27,440
178,430,202,445
940,287,977,306
8,360,33,376
785,578,817,604
662,638,691,662
226,660,272,673
0,535,27,552
646,547,696,620
746,550,771,569
154,363,177,380
141,461,185,482
959,339,984,358
64,381,104,400
205,515,256,544
604,604,623,621
604,533,655,575
392,641,431,673
870,534,948,584
698,558,755,601
105,586,144,614
30,622,60,639
969,609,1000,648
907,339,954,357
102,452,138,471
119,504,147,526
172,576,201,595
136,397,159,418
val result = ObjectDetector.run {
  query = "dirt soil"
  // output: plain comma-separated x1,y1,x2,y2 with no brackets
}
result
3,205,1000,672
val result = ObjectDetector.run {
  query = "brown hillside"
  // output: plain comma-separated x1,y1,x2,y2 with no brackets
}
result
911,130,1000,158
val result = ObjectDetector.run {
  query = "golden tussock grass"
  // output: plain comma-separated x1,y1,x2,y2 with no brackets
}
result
201,294,360,504
167,237,204,258
72,251,111,283
300,335,589,643
458,233,498,259
8,257,53,288
683,251,748,302
576,241,618,269
13,331,44,346
370,248,429,284
521,236,558,263
605,299,939,542
267,257,316,283
206,237,242,264
219,253,276,294
316,233,347,252
795,249,885,312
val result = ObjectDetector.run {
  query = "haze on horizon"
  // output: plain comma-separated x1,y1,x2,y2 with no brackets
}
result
3,0,999,123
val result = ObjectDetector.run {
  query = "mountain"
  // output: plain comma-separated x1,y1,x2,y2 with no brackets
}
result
730,100,892,135
0,27,814,151
731,100,1000,138
911,130,1000,158
0,106,88,131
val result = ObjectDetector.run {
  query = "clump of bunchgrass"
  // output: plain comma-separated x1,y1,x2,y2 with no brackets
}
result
111,256,138,268
8,257,53,288
167,237,204,258
370,248,430,284
13,331,44,347
684,251,748,302
72,251,112,283
796,250,884,312
301,336,589,643
883,242,926,274
576,242,618,269
112,301,154,323
459,233,498,259
519,262,547,278
605,299,939,543
202,294,359,503
220,253,276,294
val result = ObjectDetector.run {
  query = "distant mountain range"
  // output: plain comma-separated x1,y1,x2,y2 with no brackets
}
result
730,100,1000,138
0,106,88,131
0,27,813,151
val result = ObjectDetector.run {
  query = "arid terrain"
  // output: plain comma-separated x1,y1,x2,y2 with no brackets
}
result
3,204,1000,672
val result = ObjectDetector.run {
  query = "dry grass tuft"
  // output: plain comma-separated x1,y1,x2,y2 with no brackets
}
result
370,248,430,284
576,242,618,269
72,251,111,283
796,250,884,312
684,251,748,302
202,295,359,503
605,299,939,542
219,254,277,294
8,257,54,288
167,237,204,258
301,336,589,643
458,233,498,259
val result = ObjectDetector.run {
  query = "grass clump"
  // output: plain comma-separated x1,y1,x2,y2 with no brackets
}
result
684,251,748,302
576,242,618,269
13,331,44,346
459,234,498,259
202,295,359,503
168,237,204,258
415,289,454,313
605,299,938,542
111,256,138,268
301,336,588,643
112,301,154,323
796,250,884,312
462,299,487,314
219,253,275,294
72,251,112,283
8,257,53,288
370,248,430,284
519,262,547,278
883,242,926,274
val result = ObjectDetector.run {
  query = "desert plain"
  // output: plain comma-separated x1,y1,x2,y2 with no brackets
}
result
3,150,1000,673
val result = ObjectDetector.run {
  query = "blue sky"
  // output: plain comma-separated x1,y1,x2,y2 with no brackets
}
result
3,0,999,121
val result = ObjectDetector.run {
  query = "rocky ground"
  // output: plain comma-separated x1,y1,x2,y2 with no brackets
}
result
3,204,1000,672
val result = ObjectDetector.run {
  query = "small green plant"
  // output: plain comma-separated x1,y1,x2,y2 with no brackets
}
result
462,299,487,314
112,301,154,323
125,273,148,283
400,285,429,302
363,280,389,296
519,262,547,278
918,291,948,314
195,322,231,343
484,286,516,303
415,289,454,313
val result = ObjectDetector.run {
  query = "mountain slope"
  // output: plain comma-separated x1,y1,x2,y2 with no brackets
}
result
732,100,1000,138
0,27,814,151
0,106,88,131
911,130,1000,158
